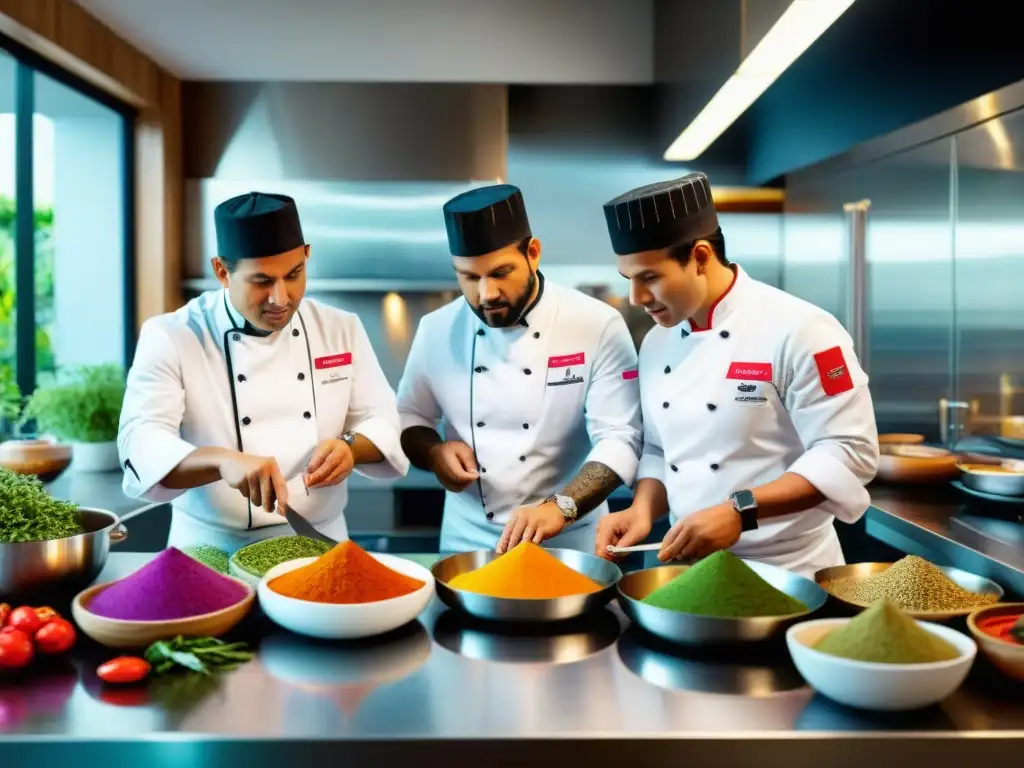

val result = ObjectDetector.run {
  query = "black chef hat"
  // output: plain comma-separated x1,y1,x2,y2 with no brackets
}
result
602,172,719,256
214,192,305,262
443,184,532,257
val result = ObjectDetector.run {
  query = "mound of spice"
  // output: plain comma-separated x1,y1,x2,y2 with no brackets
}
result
824,555,998,612
231,535,332,577
447,542,602,599
814,599,960,663
183,544,230,575
268,540,424,604
88,548,250,621
641,551,808,617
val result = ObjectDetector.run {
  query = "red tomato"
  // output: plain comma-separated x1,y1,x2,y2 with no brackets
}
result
0,629,33,669
0,626,18,635
0,603,10,627
34,607,59,626
97,656,151,684
8,607,41,635
33,619,76,655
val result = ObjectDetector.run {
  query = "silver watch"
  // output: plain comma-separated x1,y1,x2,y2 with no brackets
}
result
340,431,356,446
547,494,578,522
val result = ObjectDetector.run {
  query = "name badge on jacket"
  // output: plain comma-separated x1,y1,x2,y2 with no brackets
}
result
726,361,771,406
316,352,352,385
547,352,585,387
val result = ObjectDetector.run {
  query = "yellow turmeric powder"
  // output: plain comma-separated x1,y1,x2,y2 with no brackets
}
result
448,542,602,599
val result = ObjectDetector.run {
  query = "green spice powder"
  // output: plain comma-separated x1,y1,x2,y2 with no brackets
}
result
231,536,331,577
814,599,960,664
183,544,230,575
641,551,808,618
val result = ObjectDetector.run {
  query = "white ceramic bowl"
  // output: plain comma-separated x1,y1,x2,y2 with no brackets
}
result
786,618,977,711
257,554,435,640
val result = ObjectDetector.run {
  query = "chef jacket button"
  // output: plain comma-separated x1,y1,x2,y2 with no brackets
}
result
664,365,671,374
707,403,717,411
522,423,529,429
237,374,246,383
519,455,526,462
476,421,485,427
533,332,540,339
524,368,532,375
671,464,678,472
477,329,485,336
241,416,251,426
292,329,300,337
662,401,669,409
720,330,730,338
297,372,305,381
681,329,689,338
303,411,311,419
232,333,241,342
710,463,720,471
474,366,483,373
481,467,487,473
486,512,494,520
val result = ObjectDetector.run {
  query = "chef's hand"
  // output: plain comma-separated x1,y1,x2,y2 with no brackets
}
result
219,452,289,515
595,507,652,560
496,502,565,554
657,503,741,562
305,438,355,489
428,441,479,492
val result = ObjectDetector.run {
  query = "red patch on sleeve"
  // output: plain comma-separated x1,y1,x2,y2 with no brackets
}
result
813,346,854,396
314,353,352,369
621,368,638,381
726,362,773,382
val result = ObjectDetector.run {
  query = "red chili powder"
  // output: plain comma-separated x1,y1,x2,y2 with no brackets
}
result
977,613,1024,646
88,547,249,621
268,541,424,604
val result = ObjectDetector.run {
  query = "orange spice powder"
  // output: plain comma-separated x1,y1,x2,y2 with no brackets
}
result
448,542,602,599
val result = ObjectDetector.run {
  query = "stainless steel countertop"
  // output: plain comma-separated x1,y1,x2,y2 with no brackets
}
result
2,552,1023,765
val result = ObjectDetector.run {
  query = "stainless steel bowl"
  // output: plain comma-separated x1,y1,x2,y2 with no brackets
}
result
0,507,127,599
431,548,622,623
617,559,827,645
957,463,1024,497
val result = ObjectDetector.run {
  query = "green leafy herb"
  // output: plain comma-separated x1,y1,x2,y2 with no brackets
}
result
144,636,254,676
0,467,80,543
19,363,125,443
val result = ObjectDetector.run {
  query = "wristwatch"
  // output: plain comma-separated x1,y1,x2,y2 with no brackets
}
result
546,494,578,523
729,489,759,532
340,431,356,447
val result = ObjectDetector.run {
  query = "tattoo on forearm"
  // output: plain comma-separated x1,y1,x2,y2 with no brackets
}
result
400,426,444,471
560,461,624,519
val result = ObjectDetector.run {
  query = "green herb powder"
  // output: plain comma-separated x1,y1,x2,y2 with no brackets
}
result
814,598,960,664
641,550,808,618
231,535,331,576
0,468,80,543
183,544,230,575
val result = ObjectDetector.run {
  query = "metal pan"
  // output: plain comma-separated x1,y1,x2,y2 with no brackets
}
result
957,462,1024,498
815,561,1004,620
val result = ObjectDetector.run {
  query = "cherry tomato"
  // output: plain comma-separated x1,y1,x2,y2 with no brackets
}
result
97,656,151,685
34,607,59,626
0,629,34,669
8,607,41,635
0,603,10,627
0,626,18,635
33,619,76,655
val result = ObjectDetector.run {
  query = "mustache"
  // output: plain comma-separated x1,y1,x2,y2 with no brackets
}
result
481,302,510,310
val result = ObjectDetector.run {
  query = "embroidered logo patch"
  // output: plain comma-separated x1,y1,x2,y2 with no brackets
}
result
621,369,639,381
315,353,352,369
547,352,585,387
813,346,854,396
548,352,585,368
726,362,773,382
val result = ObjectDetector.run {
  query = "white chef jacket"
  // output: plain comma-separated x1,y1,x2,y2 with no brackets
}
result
117,289,409,551
396,275,643,553
637,265,879,577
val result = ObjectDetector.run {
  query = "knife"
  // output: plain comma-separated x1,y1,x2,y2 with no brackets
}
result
282,503,338,547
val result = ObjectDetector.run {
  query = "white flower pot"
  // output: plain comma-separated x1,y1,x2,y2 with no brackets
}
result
70,440,121,472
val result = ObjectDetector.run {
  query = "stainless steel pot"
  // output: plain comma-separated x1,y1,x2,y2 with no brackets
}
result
0,507,127,599
958,462,1024,498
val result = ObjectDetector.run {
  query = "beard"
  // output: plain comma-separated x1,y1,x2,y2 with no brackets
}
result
471,269,537,328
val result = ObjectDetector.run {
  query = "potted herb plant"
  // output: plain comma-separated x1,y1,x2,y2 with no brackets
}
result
19,363,126,472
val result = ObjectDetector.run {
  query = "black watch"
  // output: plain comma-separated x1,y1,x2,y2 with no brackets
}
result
730,490,759,532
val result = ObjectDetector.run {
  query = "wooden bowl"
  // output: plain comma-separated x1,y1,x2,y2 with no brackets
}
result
876,444,960,484
71,578,255,649
878,433,926,445
967,603,1024,682
0,438,72,481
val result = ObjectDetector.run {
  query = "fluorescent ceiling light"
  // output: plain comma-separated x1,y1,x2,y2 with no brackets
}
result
664,0,857,162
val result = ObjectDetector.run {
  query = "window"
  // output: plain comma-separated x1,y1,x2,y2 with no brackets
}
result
0,33,135,420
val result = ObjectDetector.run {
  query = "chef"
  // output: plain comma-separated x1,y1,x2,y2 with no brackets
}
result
117,192,409,551
595,172,879,577
396,183,643,554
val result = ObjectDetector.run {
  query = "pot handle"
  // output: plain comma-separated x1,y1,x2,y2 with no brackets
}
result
110,523,129,545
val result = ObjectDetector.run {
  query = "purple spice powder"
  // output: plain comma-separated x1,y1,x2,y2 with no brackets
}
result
88,547,249,621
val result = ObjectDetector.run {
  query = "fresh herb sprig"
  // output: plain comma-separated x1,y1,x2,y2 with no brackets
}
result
0,467,79,543
144,636,254,676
